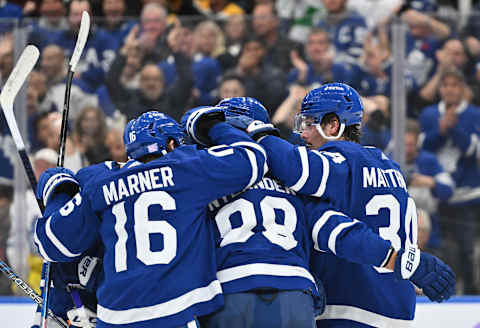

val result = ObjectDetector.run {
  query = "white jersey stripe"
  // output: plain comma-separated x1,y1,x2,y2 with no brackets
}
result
33,228,53,262
231,141,268,176
316,305,413,328
98,280,222,325
328,220,359,255
311,150,330,197
242,148,258,189
311,210,346,252
45,216,81,258
217,263,315,285
290,147,309,191
466,134,478,157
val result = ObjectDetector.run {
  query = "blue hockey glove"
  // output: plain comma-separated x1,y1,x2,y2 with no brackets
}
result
394,246,455,302
184,106,225,146
226,115,280,141
37,167,80,207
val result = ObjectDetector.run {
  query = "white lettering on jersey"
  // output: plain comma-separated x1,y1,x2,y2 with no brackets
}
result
362,167,407,191
103,167,175,205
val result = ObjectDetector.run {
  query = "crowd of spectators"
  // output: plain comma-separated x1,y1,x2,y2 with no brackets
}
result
0,0,479,296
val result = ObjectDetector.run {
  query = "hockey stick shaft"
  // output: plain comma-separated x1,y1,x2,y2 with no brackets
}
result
0,261,68,327
43,11,90,328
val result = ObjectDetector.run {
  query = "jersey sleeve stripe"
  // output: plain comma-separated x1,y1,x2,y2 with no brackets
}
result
328,219,360,255
290,146,309,191
231,141,268,175
97,280,222,325
242,148,259,189
45,216,81,258
311,150,330,197
33,228,53,262
312,210,346,252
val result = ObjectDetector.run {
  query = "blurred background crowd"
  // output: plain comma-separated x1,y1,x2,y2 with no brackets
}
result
0,0,479,298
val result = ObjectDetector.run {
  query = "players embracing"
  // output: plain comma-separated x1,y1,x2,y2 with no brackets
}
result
32,84,455,328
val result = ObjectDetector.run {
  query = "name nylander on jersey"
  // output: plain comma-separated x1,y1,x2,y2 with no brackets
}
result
34,135,267,328
259,137,418,327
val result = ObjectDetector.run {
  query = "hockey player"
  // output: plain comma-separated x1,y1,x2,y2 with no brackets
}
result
221,87,455,327
33,109,268,328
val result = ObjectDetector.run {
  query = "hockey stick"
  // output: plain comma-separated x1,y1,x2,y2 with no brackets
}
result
0,45,44,212
42,11,91,328
0,45,68,328
58,10,90,166
0,261,68,327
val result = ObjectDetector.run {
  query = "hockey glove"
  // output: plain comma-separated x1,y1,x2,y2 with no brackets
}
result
67,306,97,328
394,246,455,302
226,115,280,141
184,106,226,146
37,167,80,207
77,256,101,293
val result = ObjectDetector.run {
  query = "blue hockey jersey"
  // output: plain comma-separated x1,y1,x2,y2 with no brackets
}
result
51,28,117,92
209,174,391,296
259,137,419,326
419,101,480,205
317,11,367,64
34,124,268,328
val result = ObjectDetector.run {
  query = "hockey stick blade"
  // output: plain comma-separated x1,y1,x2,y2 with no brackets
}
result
0,45,39,150
69,11,90,72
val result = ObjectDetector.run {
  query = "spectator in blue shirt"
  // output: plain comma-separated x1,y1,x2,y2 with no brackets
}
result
99,0,135,50
288,28,355,87
419,68,480,294
317,0,368,64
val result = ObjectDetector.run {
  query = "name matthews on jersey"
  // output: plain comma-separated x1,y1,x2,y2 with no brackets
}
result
102,167,175,205
362,167,407,191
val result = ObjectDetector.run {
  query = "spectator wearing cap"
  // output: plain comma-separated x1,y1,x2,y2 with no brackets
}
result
419,68,480,294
